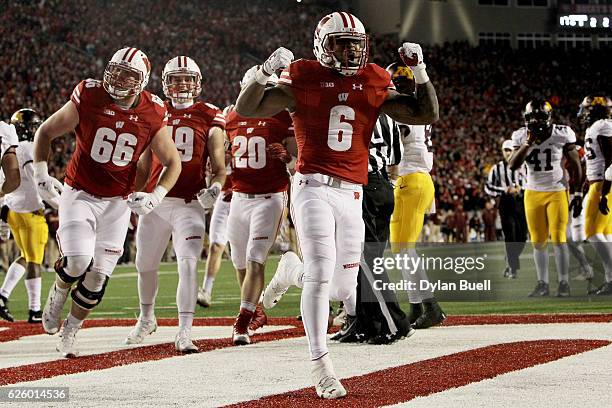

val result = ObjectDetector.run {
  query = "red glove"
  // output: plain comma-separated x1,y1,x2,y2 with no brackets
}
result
222,190,233,202
267,143,291,163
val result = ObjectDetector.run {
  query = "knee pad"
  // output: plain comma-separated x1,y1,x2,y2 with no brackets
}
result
54,255,92,284
71,270,109,310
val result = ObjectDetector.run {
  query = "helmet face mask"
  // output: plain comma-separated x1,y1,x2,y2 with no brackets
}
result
313,12,369,76
524,100,553,139
103,47,151,100
10,108,41,142
162,56,202,103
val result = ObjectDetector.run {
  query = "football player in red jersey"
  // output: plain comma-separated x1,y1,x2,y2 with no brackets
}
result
125,56,226,352
227,66,295,345
236,12,438,399
32,47,182,357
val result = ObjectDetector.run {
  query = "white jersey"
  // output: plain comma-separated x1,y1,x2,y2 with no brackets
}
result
511,124,576,192
0,121,18,158
4,141,44,212
584,119,612,182
398,124,434,175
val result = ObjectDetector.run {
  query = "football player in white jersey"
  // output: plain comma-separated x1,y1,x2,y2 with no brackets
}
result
0,113,26,322
386,63,445,329
0,110,60,324
509,100,582,297
579,95,612,295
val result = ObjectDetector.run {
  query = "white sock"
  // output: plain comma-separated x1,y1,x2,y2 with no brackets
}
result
533,247,549,283
0,262,26,298
178,312,193,330
240,301,257,312
301,280,330,360
203,276,215,294
553,244,569,283
140,303,155,321
55,282,69,294
138,269,158,309
177,257,198,316
24,277,42,311
66,313,83,329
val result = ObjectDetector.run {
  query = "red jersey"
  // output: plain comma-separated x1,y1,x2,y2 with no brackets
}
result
279,60,393,184
146,102,225,200
225,108,293,194
67,79,167,197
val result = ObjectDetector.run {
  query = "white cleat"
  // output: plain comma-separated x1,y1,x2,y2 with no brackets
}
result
125,318,157,345
175,329,199,353
42,283,69,335
56,320,79,358
197,288,212,308
262,251,302,309
311,354,347,399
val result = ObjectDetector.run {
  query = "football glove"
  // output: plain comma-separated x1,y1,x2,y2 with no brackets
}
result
222,190,233,203
569,193,583,218
0,221,10,241
398,42,429,84
33,162,63,204
599,196,609,216
259,47,294,80
127,186,167,216
197,182,221,210
267,142,292,163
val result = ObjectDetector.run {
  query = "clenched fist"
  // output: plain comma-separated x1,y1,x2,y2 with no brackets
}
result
398,42,429,84
262,47,294,77
267,142,292,163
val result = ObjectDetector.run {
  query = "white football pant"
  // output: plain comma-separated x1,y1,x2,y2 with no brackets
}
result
291,172,363,360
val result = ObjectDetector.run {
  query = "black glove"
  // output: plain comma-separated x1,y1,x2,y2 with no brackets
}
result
599,196,609,215
569,193,583,218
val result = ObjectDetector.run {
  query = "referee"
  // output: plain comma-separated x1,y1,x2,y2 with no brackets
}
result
332,112,413,344
485,139,527,279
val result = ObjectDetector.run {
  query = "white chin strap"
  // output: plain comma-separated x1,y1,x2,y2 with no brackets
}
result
172,100,194,109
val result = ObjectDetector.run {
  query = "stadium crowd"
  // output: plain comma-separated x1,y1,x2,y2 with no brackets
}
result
0,0,608,249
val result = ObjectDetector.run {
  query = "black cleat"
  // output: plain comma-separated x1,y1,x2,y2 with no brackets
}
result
337,319,372,343
413,301,446,329
408,303,423,325
330,314,357,341
556,280,570,297
503,266,511,278
528,280,549,297
596,282,612,296
507,268,517,279
28,309,42,324
0,295,14,322
368,323,415,345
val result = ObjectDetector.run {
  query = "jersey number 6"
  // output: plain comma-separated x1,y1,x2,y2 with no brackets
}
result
327,105,355,152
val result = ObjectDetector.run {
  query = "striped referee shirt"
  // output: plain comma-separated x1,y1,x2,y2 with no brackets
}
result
368,113,403,172
485,160,527,196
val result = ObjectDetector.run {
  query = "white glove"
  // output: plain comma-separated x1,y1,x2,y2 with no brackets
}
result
127,185,167,216
0,221,10,241
33,162,63,204
197,182,221,210
257,47,294,84
0,121,19,154
398,42,429,84
605,165,612,182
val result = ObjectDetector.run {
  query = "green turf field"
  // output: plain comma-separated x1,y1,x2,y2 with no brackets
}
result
3,242,612,321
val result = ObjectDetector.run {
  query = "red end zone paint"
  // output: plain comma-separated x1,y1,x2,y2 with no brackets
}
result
1,314,611,387
226,339,611,407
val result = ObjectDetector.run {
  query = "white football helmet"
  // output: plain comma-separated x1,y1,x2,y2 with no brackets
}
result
162,56,202,102
240,65,278,89
103,47,151,99
313,12,368,76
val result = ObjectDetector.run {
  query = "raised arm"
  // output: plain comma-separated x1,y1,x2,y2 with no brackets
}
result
235,48,296,118
381,43,439,124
